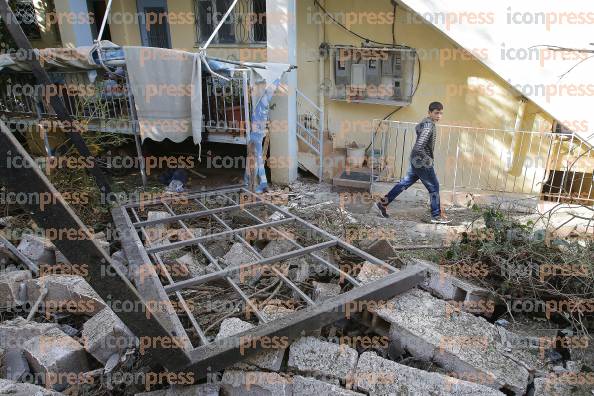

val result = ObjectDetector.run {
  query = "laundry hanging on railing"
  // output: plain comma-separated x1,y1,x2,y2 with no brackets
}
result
123,46,203,145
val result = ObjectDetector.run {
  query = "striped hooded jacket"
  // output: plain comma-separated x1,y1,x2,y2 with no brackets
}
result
410,117,436,168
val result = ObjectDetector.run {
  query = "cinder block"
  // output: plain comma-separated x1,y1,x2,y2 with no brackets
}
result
355,351,505,395
221,370,292,396
356,261,390,284
0,379,63,395
403,258,496,317
312,282,341,302
377,289,542,394
27,275,106,316
0,317,58,352
134,383,220,395
145,211,172,246
23,327,90,391
288,337,358,382
82,308,136,364
216,318,286,371
17,234,55,266
293,375,363,395
0,270,31,307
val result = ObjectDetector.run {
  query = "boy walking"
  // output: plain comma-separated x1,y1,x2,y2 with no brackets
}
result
375,102,450,224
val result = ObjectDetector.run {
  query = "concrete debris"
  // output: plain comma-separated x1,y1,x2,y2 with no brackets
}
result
26,275,106,316
356,261,390,284
17,234,55,266
216,318,286,371
360,239,396,261
0,317,58,352
222,243,259,268
145,211,172,246
261,304,294,322
288,337,358,382
81,308,136,364
355,351,505,395
135,384,220,396
111,250,128,266
377,288,535,394
532,376,573,396
0,378,63,395
293,375,363,395
0,348,30,381
23,327,89,391
312,281,341,302
221,243,260,283
175,253,206,278
221,370,292,396
403,258,496,318
0,270,31,307
260,240,295,258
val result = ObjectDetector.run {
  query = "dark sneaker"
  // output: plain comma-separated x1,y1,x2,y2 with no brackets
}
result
431,216,451,224
374,202,389,218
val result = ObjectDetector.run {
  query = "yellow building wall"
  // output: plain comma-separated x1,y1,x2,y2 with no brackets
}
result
296,0,567,189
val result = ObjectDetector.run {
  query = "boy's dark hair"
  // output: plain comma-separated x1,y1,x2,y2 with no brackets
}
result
429,102,444,112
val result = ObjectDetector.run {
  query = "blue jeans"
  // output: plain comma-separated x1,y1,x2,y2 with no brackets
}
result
382,165,441,218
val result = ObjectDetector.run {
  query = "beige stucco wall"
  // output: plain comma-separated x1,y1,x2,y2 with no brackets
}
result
297,0,556,146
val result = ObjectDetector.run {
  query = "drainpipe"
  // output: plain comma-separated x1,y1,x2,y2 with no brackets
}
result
318,0,326,178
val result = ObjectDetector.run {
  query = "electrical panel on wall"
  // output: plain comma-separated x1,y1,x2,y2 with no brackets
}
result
329,46,416,105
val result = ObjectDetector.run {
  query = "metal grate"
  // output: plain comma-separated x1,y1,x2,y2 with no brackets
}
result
111,186,425,375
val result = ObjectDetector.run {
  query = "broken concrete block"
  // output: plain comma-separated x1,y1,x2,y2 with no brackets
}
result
222,243,259,268
221,370,291,396
361,239,395,261
0,379,63,395
288,337,358,382
261,304,294,322
355,351,505,395
27,275,106,316
111,250,128,266
145,211,171,246
222,243,260,283
0,348,30,381
81,308,136,364
293,375,364,395
216,318,286,372
54,249,70,265
356,261,389,284
260,239,294,258
403,258,496,318
533,376,574,396
377,288,535,394
0,270,31,307
312,281,341,302
178,228,203,241
175,253,206,278
0,317,59,352
134,384,220,395
23,327,90,391
17,234,55,266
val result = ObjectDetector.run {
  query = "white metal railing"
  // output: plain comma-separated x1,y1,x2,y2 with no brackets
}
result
296,89,324,181
371,120,594,205
0,68,253,144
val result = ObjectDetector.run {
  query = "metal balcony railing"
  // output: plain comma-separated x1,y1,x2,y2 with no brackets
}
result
371,120,594,205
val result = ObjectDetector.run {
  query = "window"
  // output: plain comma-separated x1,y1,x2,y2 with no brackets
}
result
13,0,41,40
194,0,266,45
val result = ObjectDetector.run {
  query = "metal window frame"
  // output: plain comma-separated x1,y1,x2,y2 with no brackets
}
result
112,185,426,377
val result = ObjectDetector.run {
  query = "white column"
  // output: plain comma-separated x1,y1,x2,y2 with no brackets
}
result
266,0,298,185
53,0,94,47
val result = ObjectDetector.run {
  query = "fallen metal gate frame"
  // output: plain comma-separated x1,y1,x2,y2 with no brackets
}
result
112,185,426,377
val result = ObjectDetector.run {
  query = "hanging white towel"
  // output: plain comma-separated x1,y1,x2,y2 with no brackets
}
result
123,46,202,144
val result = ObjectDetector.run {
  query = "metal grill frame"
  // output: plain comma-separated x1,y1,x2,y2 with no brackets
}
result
112,185,426,376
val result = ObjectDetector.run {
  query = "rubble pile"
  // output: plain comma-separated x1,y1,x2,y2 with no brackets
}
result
0,193,592,396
